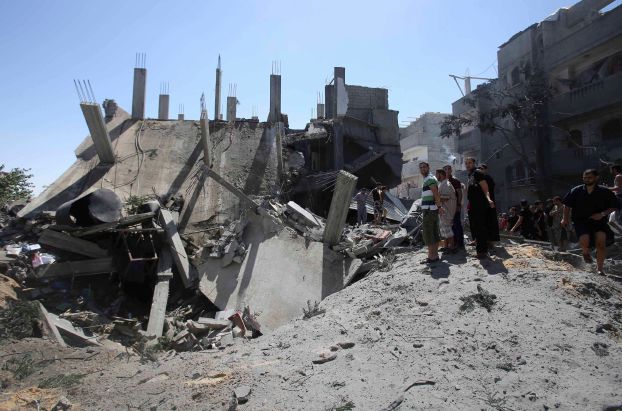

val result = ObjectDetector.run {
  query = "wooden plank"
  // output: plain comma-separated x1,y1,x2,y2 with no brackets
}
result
158,209,192,288
35,258,115,279
37,302,67,347
39,229,108,258
146,248,173,337
72,212,155,237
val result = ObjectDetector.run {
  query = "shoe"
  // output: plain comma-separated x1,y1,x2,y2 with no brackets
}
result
420,258,440,264
468,241,477,247
582,254,593,264
597,270,606,276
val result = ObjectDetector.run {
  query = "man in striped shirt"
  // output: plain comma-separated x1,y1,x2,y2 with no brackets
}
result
419,162,443,264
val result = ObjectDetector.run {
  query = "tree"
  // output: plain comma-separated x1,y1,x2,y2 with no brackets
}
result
440,67,555,197
0,164,34,206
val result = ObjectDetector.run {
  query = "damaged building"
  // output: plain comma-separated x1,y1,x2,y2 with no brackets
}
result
451,0,622,210
9,57,404,346
283,67,403,215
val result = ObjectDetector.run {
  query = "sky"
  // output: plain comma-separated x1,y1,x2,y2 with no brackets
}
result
0,0,585,193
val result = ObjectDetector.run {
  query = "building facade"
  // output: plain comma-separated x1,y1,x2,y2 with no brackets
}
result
452,0,622,211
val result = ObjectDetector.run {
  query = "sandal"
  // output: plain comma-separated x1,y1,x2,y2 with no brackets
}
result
582,254,593,264
420,258,440,264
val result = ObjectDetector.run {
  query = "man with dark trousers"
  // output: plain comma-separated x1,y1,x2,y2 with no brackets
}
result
465,157,496,259
562,169,618,275
444,165,464,249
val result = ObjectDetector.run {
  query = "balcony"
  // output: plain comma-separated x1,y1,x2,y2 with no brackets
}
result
544,5,622,71
549,72,622,123
551,147,600,176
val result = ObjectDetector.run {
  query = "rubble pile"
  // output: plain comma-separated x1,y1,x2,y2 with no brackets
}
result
0,189,267,355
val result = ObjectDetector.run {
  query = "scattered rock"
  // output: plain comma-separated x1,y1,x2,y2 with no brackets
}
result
51,396,72,411
312,352,337,364
591,342,609,357
337,341,355,349
234,385,251,404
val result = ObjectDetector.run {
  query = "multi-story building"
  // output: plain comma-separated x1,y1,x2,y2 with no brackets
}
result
395,112,456,199
452,0,622,211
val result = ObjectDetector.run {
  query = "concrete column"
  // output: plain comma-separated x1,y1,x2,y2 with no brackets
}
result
269,74,281,123
324,170,358,245
332,122,344,170
200,110,211,167
178,113,184,121
275,124,284,184
80,103,115,164
226,96,237,122
158,94,169,120
317,103,325,119
132,68,147,119
333,67,347,118
215,55,222,121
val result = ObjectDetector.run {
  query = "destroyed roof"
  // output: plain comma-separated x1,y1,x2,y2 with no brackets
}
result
19,107,279,230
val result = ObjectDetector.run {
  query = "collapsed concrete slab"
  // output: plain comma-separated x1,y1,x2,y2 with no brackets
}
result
198,212,345,331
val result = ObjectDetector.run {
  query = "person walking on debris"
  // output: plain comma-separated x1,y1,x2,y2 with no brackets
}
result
609,165,622,233
419,162,443,264
436,169,457,253
465,158,495,259
561,169,619,275
511,200,535,239
371,184,385,225
444,165,464,249
354,188,369,226
549,196,568,251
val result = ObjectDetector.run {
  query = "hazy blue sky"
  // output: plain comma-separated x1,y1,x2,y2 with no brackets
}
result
0,0,586,192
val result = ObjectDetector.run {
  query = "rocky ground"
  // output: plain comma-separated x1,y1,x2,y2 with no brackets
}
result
1,243,621,411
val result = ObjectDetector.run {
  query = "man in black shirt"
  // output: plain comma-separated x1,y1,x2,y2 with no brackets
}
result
533,200,548,241
466,158,495,258
510,200,535,238
562,169,619,275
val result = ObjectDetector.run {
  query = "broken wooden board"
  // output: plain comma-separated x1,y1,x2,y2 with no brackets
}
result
72,212,155,237
37,302,67,347
146,248,173,337
158,209,192,288
38,229,108,258
35,258,115,279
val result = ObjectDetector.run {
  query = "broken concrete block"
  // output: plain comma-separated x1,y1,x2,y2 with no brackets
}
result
286,201,320,227
197,317,231,330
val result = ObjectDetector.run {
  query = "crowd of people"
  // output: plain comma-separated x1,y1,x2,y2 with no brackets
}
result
414,159,622,276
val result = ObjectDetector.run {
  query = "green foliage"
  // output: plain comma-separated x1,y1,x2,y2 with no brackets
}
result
0,301,40,341
439,69,551,139
123,195,149,215
0,164,34,206
2,353,35,380
38,373,85,389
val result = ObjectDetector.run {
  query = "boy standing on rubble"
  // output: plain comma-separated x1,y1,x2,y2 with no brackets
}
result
561,169,618,275
354,188,369,226
419,162,443,264
371,184,385,225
